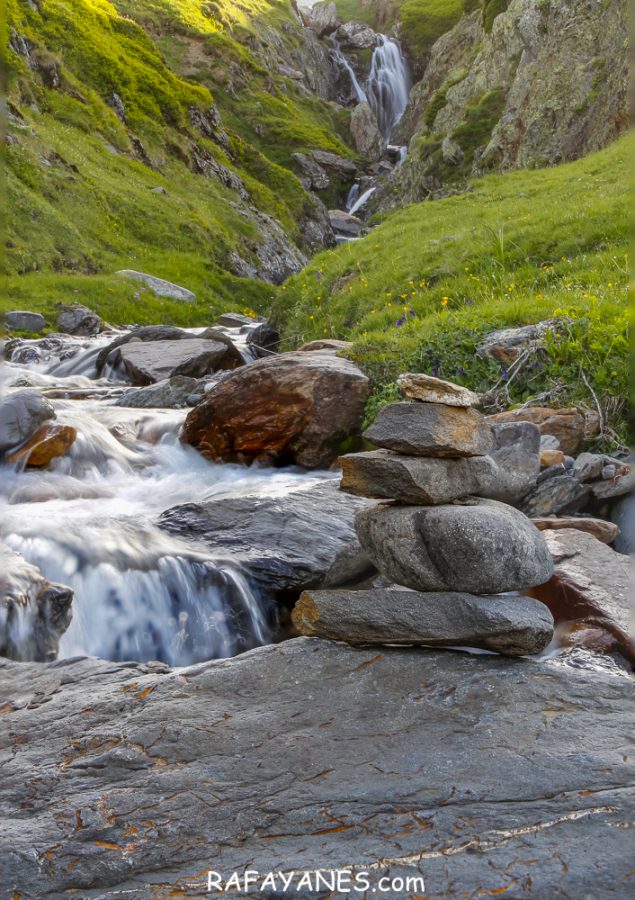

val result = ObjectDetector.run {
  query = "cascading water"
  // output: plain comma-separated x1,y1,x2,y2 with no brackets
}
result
328,36,368,104
367,35,410,141
0,335,323,666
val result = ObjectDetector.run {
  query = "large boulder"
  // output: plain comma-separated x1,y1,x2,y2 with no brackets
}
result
56,304,101,336
95,325,191,375
307,1,338,37
4,311,45,332
339,449,499,504
5,423,77,467
181,351,370,469
119,338,228,385
350,103,384,161
114,270,196,303
1,641,632,897
488,407,600,455
0,389,55,454
0,546,73,661
293,589,554,656
364,401,493,458
355,499,554,594
159,480,373,594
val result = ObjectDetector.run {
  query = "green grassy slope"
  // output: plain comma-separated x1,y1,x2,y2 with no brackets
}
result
4,0,354,324
274,134,631,442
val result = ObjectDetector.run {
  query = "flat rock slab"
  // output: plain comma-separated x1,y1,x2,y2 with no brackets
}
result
364,401,493,458
4,311,46,332
532,516,619,544
293,589,554,656
397,372,479,407
119,339,227,385
115,270,196,303
159,480,373,594
1,640,633,898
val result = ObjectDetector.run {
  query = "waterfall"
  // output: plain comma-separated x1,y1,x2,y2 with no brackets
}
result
328,36,367,104
347,186,376,216
366,35,410,140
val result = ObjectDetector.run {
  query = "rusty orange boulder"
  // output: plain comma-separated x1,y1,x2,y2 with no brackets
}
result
6,424,77,468
181,350,369,469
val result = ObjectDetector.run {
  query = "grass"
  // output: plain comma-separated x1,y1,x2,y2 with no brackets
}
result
272,133,632,444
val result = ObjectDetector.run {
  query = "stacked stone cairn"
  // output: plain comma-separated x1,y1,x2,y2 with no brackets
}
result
293,373,557,657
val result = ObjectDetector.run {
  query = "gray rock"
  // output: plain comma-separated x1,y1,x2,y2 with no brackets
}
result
119,338,228,385
292,152,330,190
537,462,566,483
294,589,554,656
4,311,45,332
310,149,357,177
307,1,338,37
329,208,363,236
114,270,196,303
159,480,373,595
335,21,378,49
339,449,499,504
572,451,604,482
477,319,562,363
592,467,635,500
611,489,635,554
350,103,384,161
364,401,494,458
0,389,55,453
56,304,101,336
487,420,540,502
540,433,561,451
0,546,73,661
602,464,617,480
521,475,591,517
113,375,200,409
1,640,632,898
355,499,554,594
441,135,464,166
563,454,575,469
95,325,192,375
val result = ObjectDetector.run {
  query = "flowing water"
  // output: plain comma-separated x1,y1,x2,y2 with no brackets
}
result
328,36,368,104
0,334,323,666
367,35,410,140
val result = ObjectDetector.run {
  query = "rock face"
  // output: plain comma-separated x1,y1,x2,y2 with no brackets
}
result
306,1,338,37
486,420,540,502
114,270,196,303
355,499,554,594
1,640,632,898
0,389,55,454
350,102,384,160
339,449,499,504
397,371,479,406
294,589,554,656
5,423,77,467
119,338,228,385
159,480,372,595
489,406,600,455
364,401,493,458
532,516,619,545
4,311,45,332
56,304,101,336
0,546,73,661
529,528,632,663
181,351,370,469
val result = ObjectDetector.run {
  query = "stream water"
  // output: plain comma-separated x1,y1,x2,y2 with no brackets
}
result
0,334,322,666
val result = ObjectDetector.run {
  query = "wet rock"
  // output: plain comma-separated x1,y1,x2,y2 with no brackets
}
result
529,528,632,663
294,589,554,656
1,640,632,898
299,338,353,353
540,449,565,467
307,1,338,37
95,325,192,375
0,546,73,661
477,319,563,364
119,339,228,385
0,389,56,454
181,351,369,469
350,103,384,161
355,499,554,594
486,421,540,503
532,516,619,545
339,449,499,504
397,372,480,407
56,304,101,336
114,376,200,409
364,401,493,458
329,209,363,236
114,270,196,303
216,312,259,328
5,423,77,467
160,480,373,595
292,152,329,190
4,311,45,332
247,322,280,354
489,407,600,455
521,475,591,517
558,624,619,655
572,451,604,482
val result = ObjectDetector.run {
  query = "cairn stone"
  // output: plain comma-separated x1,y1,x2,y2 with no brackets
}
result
397,372,479,407
363,401,493,458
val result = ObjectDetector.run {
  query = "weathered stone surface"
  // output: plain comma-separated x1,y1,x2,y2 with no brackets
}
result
306,1,338,37
477,319,562,364
529,528,632,663
532,516,619,544
591,467,635,500
160,480,373,594
521,474,591,517
4,311,45,332
181,351,370,469
56,304,101,336
489,406,600,455
0,546,73,661
5,423,77,467
0,389,55,454
397,372,480,407
115,269,196,302
114,376,200,409
572,451,604,482
294,589,554,656
336,21,378,49
356,499,554,594
292,152,330,190
95,326,193,375
350,102,384,161
310,149,357,177
119,339,228,385
364,401,493,458
299,338,353,353
486,420,540,502
216,312,257,328
339,449,499,504
1,640,632,898
541,448,565,467
329,208,363,236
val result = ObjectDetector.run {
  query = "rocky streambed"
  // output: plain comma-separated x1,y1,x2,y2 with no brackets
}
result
1,310,633,897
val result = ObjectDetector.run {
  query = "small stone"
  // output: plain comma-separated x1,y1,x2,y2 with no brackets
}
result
531,516,619,545
540,434,561,451
537,463,566,484
4,311,45,332
364,402,493,458
563,455,575,469
5,423,77,467
572,452,604,482
521,475,591,517
397,372,480,407
293,589,554,657
540,449,565,468
602,464,616,480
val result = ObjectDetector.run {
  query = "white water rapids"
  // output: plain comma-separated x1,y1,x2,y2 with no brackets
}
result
0,334,324,666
